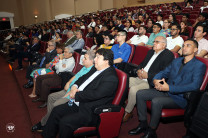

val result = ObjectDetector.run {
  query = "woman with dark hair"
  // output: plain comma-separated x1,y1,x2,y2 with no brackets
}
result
169,13,177,24
161,19,171,36
98,34,114,50
108,21,115,31
124,20,134,32
180,21,189,36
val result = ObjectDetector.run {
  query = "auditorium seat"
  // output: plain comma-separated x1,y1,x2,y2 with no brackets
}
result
146,57,208,119
127,44,136,63
187,26,194,38
74,69,128,138
131,45,151,65
181,35,188,41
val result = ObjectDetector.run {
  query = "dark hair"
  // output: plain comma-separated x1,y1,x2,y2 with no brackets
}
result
56,43,65,51
200,12,208,20
139,25,147,31
171,23,181,32
157,14,163,18
153,23,162,30
183,13,189,18
169,13,177,23
105,34,114,40
186,39,198,48
96,49,114,66
196,25,207,33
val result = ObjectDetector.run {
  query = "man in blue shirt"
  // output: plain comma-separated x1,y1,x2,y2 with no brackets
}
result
111,30,131,64
146,23,166,47
129,39,206,138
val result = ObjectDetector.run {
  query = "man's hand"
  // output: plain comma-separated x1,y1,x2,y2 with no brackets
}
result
153,79,162,89
154,78,169,92
59,54,64,60
137,69,143,79
69,86,79,99
140,68,148,79
46,48,50,52
159,78,169,91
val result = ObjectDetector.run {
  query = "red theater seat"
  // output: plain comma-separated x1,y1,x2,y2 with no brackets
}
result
74,69,128,138
146,57,208,119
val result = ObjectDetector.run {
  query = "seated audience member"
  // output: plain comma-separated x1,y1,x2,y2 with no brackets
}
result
124,20,135,32
186,1,193,9
80,21,86,29
96,19,103,29
146,23,166,47
194,25,208,58
23,40,57,89
108,21,115,30
129,39,206,138
41,49,119,138
111,30,131,64
98,34,114,50
66,30,85,52
116,18,125,30
87,18,96,28
31,50,95,132
15,36,40,71
28,44,65,98
138,14,145,25
174,6,183,15
61,24,68,34
52,32,62,43
180,21,189,36
146,19,154,34
134,20,142,33
192,13,208,28
40,30,49,42
123,36,174,122
169,13,177,25
64,31,77,47
161,19,171,37
156,14,163,26
181,14,192,26
200,1,208,13
86,26,94,38
32,47,75,108
167,23,184,52
126,25,148,46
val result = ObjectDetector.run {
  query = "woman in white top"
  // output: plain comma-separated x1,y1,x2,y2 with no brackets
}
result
124,20,135,32
88,18,96,28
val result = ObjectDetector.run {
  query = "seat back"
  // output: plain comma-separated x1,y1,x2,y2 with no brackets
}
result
187,26,194,38
72,52,81,74
196,57,208,91
131,45,151,65
39,41,47,54
181,35,188,41
127,44,135,63
112,69,128,106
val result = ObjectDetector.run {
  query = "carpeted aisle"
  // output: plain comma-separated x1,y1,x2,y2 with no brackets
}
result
0,55,34,138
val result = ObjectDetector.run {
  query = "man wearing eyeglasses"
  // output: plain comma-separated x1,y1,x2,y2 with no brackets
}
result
146,23,166,48
129,39,206,138
166,23,184,53
111,30,131,64
123,36,174,122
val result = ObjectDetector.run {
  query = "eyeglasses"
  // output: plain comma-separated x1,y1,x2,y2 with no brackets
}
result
153,40,165,44
104,38,109,40
116,34,124,37
171,29,178,31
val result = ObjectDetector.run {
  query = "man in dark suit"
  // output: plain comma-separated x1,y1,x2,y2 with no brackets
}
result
129,39,206,138
41,49,119,138
123,36,174,122
23,40,57,88
15,36,40,71
64,31,77,47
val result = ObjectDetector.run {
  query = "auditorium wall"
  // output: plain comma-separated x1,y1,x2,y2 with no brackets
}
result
0,0,184,27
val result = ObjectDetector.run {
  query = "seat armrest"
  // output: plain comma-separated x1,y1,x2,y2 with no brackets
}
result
183,90,205,101
94,105,121,115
